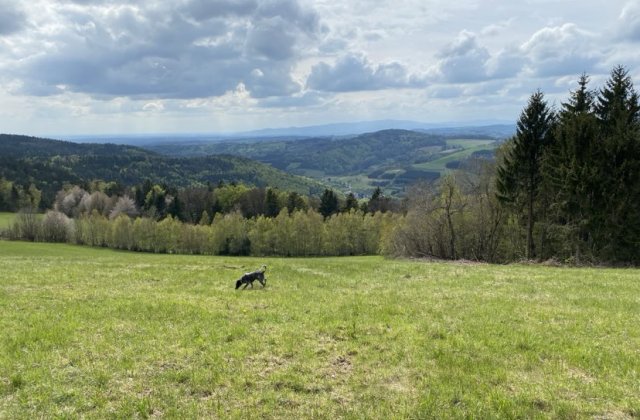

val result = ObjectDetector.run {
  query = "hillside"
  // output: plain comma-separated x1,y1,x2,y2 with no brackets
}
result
147,130,498,196
2,241,639,418
0,134,326,203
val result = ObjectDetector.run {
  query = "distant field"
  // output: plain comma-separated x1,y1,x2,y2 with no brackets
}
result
0,213,14,229
2,241,639,418
445,138,496,148
413,143,496,173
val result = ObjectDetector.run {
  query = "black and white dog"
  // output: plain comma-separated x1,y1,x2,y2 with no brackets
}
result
235,265,267,289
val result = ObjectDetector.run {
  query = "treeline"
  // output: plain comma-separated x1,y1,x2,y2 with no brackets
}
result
5,208,396,257
386,66,640,264
2,177,399,256
0,178,42,212
497,66,640,264
42,180,396,222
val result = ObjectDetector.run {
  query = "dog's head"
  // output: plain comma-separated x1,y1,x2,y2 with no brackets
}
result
260,264,267,272
235,279,242,289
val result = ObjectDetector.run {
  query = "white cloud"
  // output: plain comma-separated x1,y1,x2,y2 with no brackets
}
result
4,0,321,99
618,1,640,41
307,53,426,92
0,0,638,135
521,23,604,77
431,31,491,83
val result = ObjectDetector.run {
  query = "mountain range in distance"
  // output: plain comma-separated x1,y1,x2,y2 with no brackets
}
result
56,120,515,146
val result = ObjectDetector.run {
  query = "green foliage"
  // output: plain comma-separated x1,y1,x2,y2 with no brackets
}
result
0,177,42,211
286,191,307,213
497,90,556,259
2,241,640,417
264,188,281,218
6,204,396,257
0,135,326,203
342,192,359,212
108,214,134,250
148,130,489,195
492,67,640,263
319,189,339,218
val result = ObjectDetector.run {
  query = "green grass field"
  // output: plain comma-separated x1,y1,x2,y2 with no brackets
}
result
413,143,496,173
1,241,639,418
0,213,15,229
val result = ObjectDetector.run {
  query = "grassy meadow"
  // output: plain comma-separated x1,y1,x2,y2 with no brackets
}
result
413,139,496,173
1,241,639,418
0,213,15,229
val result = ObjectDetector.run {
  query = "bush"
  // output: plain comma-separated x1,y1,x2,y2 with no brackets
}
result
8,208,40,241
40,211,74,243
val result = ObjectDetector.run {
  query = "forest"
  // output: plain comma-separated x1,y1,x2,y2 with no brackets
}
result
0,135,325,209
2,66,639,264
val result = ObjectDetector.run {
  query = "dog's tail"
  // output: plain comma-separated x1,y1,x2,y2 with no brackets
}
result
235,279,242,289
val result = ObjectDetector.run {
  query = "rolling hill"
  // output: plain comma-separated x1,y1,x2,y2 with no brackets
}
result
147,130,498,196
0,134,326,205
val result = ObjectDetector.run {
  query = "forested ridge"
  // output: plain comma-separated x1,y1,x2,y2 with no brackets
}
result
0,134,325,207
146,129,496,195
147,129,448,174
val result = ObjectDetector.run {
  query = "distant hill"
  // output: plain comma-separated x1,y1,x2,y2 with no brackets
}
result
210,120,515,139
58,121,514,146
146,129,498,196
0,134,326,205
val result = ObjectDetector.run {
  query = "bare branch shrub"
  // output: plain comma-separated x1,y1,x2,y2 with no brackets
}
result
41,210,74,243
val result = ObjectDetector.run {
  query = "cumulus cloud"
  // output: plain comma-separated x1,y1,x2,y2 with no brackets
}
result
432,31,491,83
618,1,640,41
6,0,320,99
306,54,425,92
521,23,603,77
430,24,603,85
429,31,524,84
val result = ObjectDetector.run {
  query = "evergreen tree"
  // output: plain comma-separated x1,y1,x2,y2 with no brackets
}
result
318,189,339,218
591,66,640,261
595,65,640,132
497,90,556,259
342,192,359,212
264,188,281,218
286,191,307,213
543,74,599,260
166,194,182,220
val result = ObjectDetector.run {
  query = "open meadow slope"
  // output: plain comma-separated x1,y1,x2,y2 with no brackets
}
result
1,241,639,418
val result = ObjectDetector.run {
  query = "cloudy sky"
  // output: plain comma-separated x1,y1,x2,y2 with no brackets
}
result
1,0,639,136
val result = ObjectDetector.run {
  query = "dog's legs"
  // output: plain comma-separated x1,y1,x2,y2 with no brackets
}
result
242,282,249,289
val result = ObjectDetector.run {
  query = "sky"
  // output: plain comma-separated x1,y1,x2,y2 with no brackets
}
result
0,0,639,136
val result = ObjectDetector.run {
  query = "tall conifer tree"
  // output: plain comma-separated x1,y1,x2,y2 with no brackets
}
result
543,74,598,259
592,66,640,261
497,90,556,259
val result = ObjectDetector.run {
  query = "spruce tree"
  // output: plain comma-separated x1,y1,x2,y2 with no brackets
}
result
343,192,359,212
286,191,307,213
318,189,339,218
544,74,598,260
592,66,640,261
497,90,556,259
264,188,280,218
